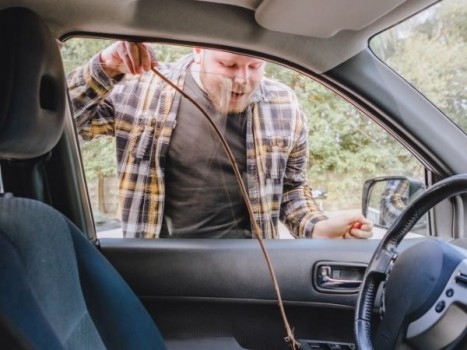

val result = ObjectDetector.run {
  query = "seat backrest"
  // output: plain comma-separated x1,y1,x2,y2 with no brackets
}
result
0,8,65,159
0,7,166,349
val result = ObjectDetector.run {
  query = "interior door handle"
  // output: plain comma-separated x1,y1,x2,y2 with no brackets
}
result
319,266,362,288
315,263,366,293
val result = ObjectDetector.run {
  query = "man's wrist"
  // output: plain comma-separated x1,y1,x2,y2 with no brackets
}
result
84,54,118,96
306,215,329,238
311,220,328,238
98,52,123,79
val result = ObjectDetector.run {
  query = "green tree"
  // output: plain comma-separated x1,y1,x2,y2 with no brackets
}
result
266,64,421,208
80,137,116,213
371,0,466,129
61,38,113,74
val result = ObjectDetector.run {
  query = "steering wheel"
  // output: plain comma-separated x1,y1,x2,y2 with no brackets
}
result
355,174,467,350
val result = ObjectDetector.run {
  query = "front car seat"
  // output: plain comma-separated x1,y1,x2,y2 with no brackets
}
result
0,7,166,349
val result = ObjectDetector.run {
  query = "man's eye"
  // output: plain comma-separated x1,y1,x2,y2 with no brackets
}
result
220,62,235,68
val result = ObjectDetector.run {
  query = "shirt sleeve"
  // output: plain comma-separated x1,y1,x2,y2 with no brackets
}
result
279,96,328,238
67,54,120,140
379,179,409,226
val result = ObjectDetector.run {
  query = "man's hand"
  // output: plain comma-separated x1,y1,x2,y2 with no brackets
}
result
312,212,373,239
99,41,158,78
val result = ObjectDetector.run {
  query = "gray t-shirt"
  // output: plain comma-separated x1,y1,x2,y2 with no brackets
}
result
160,70,251,238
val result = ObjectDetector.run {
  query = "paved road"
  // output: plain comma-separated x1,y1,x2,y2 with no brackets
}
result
95,207,424,240
96,223,293,239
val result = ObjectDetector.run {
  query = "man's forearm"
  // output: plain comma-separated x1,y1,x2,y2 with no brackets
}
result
281,186,328,238
67,55,117,139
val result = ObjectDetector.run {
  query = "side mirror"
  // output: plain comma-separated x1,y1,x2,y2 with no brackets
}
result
362,176,427,233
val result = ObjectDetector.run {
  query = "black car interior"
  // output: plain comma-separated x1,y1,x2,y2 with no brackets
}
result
0,7,368,350
1,5,466,350
0,7,167,350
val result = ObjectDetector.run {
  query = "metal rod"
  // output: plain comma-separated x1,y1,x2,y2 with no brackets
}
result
0,164,4,195
150,66,301,349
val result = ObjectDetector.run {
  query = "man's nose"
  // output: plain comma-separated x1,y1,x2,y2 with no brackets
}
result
233,68,249,84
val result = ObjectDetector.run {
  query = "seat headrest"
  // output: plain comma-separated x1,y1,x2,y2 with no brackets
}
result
0,7,66,160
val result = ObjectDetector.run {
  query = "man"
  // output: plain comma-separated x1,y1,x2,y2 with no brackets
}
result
68,41,373,239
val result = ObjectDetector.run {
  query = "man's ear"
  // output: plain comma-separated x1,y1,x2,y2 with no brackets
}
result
193,47,203,64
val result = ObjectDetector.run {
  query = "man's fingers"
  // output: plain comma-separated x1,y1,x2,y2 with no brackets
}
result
347,218,373,239
112,42,150,74
352,221,362,229
146,44,159,69
137,43,158,71
349,226,373,239
123,42,141,74
137,43,150,72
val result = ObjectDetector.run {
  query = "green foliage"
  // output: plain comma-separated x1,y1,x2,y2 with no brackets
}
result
80,137,116,181
266,64,422,208
61,38,114,74
150,43,192,62
371,0,466,130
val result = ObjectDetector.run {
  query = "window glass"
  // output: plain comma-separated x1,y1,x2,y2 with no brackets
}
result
370,0,466,132
62,39,425,239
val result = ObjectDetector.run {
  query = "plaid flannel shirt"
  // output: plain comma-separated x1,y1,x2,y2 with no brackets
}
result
68,54,327,238
379,179,409,226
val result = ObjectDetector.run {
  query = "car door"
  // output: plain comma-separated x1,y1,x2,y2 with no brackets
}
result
100,235,385,349
47,3,466,347
0,1,465,349
55,35,447,350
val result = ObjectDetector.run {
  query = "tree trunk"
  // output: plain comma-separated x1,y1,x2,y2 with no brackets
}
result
97,173,106,213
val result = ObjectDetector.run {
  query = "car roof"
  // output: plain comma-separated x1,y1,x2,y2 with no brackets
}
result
1,0,438,73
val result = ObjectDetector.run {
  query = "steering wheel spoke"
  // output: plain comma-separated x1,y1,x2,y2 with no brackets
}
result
406,259,467,350
367,247,397,276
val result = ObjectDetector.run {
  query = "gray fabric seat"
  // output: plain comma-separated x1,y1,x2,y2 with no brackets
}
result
0,7,166,349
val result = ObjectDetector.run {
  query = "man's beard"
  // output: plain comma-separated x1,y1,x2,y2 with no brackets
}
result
200,72,251,114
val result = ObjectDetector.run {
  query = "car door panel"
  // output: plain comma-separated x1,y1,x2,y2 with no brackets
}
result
99,238,420,348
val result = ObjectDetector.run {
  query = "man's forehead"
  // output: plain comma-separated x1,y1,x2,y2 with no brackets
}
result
204,49,264,64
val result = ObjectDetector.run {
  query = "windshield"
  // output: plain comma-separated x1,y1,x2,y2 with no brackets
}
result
370,0,467,132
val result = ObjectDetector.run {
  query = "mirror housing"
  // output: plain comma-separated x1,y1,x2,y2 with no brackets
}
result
362,176,426,233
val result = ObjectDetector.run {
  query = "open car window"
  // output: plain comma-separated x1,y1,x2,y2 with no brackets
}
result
62,40,426,239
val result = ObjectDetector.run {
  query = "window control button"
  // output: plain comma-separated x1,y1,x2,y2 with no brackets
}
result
299,340,355,350
435,300,446,313
328,345,343,349
328,344,355,350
